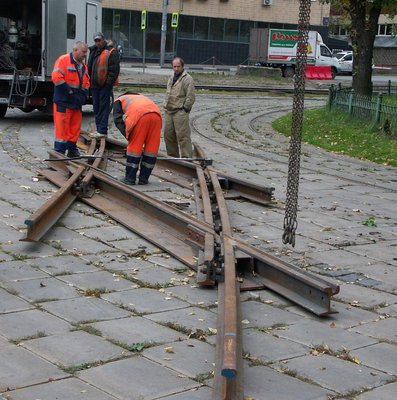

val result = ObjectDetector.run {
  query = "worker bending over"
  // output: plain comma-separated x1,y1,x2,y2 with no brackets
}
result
113,93,162,185
52,41,90,157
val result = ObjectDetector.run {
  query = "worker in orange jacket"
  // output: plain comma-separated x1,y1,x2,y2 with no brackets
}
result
52,41,90,157
113,93,162,185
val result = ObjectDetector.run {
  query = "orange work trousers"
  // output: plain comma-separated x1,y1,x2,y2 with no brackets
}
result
126,112,162,156
53,104,82,152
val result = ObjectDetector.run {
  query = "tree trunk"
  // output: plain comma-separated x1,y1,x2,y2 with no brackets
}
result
349,1,382,96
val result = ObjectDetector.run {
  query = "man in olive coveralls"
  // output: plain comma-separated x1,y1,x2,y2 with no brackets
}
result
163,57,196,158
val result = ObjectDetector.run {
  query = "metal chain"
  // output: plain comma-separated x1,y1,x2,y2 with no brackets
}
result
282,0,311,247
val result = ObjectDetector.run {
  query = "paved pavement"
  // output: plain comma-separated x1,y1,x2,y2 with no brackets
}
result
0,88,396,400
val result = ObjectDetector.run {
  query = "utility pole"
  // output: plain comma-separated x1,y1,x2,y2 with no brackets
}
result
160,0,168,67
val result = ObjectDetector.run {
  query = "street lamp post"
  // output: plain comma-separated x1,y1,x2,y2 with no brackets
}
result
160,0,168,67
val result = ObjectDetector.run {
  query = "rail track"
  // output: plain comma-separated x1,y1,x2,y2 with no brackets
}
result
4,89,395,398
21,130,339,399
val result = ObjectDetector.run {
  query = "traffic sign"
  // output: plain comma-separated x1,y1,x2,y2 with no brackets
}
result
171,12,179,29
141,10,147,30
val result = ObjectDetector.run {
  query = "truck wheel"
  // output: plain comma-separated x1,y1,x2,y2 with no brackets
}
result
0,105,7,119
283,67,295,78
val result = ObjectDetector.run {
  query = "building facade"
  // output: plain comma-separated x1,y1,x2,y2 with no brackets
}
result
102,0,331,64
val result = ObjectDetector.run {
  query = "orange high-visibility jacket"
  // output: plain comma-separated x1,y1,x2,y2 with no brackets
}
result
52,53,90,109
96,48,119,87
117,94,162,140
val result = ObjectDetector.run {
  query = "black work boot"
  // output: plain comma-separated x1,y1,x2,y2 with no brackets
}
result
138,154,156,185
67,149,81,158
124,155,140,185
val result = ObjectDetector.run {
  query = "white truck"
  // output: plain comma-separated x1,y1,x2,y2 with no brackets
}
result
249,28,336,78
0,0,102,118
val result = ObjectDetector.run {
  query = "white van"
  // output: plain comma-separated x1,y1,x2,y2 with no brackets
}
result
332,51,353,74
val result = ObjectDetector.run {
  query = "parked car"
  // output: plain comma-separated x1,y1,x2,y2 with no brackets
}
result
332,51,353,75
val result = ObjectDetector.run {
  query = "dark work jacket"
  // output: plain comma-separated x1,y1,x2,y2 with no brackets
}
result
88,43,120,89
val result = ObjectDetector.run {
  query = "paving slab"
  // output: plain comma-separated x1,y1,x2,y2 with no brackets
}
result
280,353,391,393
276,319,377,351
350,342,397,375
145,307,218,334
57,270,136,292
2,377,119,400
119,262,186,287
40,296,131,323
0,251,13,262
0,309,70,340
147,254,188,271
27,254,98,275
88,253,152,271
0,260,48,282
90,316,186,345
22,330,128,368
0,336,12,351
3,277,79,302
102,288,190,314
304,248,378,270
335,284,397,308
349,317,397,342
240,289,294,308
143,338,215,378
0,346,68,392
243,328,309,363
286,301,380,329
167,284,218,307
60,210,110,230
240,300,302,328
78,357,198,400
0,223,22,244
1,240,62,258
379,303,397,316
109,238,161,255
160,386,212,399
0,288,33,314
244,364,331,400
347,241,397,266
78,225,133,241
356,382,397,400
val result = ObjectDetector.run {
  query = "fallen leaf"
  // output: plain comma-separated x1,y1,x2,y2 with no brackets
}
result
164,346,175,353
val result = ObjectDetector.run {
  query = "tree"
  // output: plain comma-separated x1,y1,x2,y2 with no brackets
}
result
322,0,397,96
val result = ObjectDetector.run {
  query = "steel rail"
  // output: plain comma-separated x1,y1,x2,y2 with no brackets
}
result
232,236,339,316
38,146,339,316
38,166,216,269
191,146,242,399
20,139,99,242
105,138,275,206
118,80,329,95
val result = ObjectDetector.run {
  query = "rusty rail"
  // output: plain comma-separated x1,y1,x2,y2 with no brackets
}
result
22,135,340,399
21,139,100,241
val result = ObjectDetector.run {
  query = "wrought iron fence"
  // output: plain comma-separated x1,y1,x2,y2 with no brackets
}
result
328,84,397,134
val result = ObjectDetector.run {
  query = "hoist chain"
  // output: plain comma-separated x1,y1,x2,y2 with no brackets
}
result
282,0,311,247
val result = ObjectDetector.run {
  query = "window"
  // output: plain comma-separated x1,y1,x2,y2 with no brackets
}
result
320,45,331,57
239,20,254,43
378,24,394,35
179,15,194,38
224,19,239,42
67,14,76,39
194,17,209,40
209,18,224,41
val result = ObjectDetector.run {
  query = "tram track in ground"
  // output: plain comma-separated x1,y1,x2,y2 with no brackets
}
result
0,91,390,398
20,131,339,399
189,97,397,193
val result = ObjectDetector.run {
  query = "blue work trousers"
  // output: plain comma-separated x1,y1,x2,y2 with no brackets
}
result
91,86,112,134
